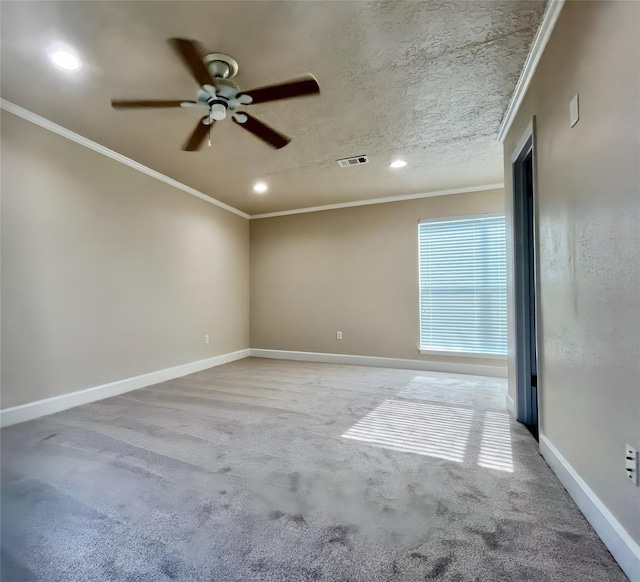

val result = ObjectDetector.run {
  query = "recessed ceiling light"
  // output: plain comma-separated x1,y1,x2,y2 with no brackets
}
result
47,43,81,72
390,160,407,168
253,181,268,194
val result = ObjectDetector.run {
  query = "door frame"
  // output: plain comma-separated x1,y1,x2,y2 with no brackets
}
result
510,118,542,433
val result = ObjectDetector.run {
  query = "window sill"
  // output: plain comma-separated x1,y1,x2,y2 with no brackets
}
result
418,349,507,360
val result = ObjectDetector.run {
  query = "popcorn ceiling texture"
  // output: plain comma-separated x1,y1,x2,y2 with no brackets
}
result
0,1,546,214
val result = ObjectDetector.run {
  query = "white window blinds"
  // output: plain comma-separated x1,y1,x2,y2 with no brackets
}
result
418,214,507,356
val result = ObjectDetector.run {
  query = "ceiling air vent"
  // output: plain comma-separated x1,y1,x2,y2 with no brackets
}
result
337,155,369,168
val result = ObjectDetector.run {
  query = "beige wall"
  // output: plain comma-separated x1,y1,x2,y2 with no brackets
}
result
250,189,506,370
1,112,250,409
504,1,639,544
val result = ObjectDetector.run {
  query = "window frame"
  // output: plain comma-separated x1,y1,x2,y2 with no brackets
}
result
417,212,508,360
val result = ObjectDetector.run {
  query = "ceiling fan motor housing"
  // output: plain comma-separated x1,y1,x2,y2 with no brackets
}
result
197,80,241,120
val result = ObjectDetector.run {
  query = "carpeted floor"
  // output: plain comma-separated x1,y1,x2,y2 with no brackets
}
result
0,358,627,581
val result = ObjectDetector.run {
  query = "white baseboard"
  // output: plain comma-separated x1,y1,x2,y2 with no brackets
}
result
506,393,516,416
540,433,640,582
0,347,503,427
249,349,507,378
0,349,250,428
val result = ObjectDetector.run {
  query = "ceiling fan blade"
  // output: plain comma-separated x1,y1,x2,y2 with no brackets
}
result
238,75,320,104
169,38,216,88
183,117,212,151
111,99,196,109
233,113,290,149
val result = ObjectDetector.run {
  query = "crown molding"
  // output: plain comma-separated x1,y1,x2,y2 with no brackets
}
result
496,0,565,143
1,100,504,220
0,99,250,219
250,183,504,220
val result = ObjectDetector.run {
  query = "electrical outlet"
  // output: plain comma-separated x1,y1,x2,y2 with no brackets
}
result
626,444,638,485
336,331,343,340
205,334,210,344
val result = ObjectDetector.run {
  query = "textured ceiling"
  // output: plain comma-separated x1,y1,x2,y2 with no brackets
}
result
0,1,546,215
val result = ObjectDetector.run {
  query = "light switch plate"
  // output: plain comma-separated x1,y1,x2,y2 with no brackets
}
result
570,93,579,127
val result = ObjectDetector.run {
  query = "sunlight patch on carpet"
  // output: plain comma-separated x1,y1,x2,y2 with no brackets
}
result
477,411,513,472
342,399,473,462
396,375,506,409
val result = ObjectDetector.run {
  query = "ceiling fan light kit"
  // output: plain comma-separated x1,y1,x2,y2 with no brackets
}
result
111,38,320,152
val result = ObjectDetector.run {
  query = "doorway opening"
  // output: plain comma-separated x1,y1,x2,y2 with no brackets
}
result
512,123,539,440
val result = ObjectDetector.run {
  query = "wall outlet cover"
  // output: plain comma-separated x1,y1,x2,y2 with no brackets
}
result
625,443,638,486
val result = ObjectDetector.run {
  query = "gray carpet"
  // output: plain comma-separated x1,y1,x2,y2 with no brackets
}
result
1,358,627,581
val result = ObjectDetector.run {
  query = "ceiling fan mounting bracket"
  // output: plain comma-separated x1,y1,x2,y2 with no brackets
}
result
203,53,239,79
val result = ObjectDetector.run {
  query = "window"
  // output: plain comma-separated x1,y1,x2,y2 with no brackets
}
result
418,214,507,357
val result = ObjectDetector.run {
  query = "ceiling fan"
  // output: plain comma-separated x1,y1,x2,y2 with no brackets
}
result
111,38,320,151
